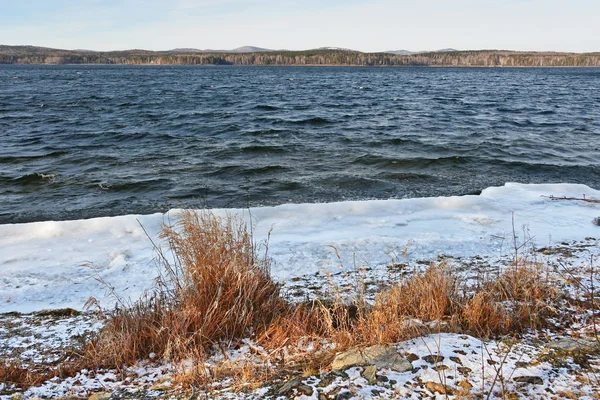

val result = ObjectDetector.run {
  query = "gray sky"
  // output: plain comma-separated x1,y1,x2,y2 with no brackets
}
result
1,0,599,52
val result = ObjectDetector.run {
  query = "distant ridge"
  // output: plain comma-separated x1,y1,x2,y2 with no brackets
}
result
1,45,599,67
167,46,275,53
385,48,458,55
229,46,274,53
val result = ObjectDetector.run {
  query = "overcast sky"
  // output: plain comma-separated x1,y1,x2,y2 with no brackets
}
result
1,0,599,52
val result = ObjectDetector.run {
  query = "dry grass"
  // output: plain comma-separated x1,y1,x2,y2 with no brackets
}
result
462,263,559,336
81,210,564,389
0,359,83,394
86,210,287,369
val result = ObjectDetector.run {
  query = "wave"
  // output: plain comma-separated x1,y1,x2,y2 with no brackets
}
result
286,117,331,125
95,178,172,192
0,151,68,164
10,173,57,185
205,164,289,178
350,154,472,169
253,104,280,111
238,144,289,154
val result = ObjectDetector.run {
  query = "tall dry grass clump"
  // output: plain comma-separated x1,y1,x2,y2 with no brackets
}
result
87,210,287,368
349,264,459,345
337,262,561,346
461,263,559,336
83,210,564,389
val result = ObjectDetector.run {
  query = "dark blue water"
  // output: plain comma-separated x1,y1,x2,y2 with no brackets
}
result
1,65,599,224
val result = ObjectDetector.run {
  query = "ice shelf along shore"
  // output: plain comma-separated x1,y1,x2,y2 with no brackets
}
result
1,182,599,314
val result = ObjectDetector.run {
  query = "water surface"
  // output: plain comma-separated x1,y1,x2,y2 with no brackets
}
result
1,65,599,223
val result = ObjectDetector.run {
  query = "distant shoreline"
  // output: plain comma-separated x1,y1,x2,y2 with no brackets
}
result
4,63,600,68
2,46,600,67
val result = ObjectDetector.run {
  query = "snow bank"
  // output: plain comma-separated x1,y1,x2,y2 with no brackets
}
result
1,183,599,313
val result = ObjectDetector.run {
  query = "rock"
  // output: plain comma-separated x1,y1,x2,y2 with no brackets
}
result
89,393,112,400
547,338,598,352
335,391,353,400
362,365,377,385
425,382,454,395
297,384,314,396
331,345,412,372
513,376,543,385
406,353,419,362
376,374,389,383
277,377,301,395
318,374,335,387
433,364,449,371
331,370,349,379
422,354,445,364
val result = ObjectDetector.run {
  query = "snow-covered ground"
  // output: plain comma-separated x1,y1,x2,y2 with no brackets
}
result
9,332,600,399
1,182,600,313
2,182,600,399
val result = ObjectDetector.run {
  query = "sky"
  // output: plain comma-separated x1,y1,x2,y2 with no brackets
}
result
1,0,599,53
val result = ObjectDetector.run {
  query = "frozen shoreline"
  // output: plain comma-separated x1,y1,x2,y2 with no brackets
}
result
1,182,599,313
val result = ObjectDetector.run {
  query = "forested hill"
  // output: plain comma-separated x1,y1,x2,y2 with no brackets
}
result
1,46,600,67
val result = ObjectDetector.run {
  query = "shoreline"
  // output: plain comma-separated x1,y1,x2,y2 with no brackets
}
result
3,63,600,68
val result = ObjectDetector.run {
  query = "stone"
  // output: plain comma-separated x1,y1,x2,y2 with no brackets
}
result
547,338,598,352
331,345,412,372
331,370,349,379
422,354,445,364
277,377,301,395
318,374,335,387
433,364,449,372
297,384,314,396
89,393,112,400
335,391,353,400
376,374,389,383
458,366,472,375
362,365,377,385
425,382,455,395
513,376,543,385
406,353,419,362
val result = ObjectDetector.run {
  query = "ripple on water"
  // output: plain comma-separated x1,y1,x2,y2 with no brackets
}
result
0,65,599,223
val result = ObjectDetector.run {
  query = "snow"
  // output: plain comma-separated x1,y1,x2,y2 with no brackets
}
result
1,182,599,313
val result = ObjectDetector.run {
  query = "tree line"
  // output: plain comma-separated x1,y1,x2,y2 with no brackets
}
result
1,46,599,67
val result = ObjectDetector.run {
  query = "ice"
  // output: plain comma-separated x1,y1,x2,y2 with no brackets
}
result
1,182,599,313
